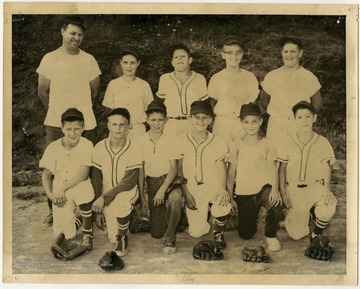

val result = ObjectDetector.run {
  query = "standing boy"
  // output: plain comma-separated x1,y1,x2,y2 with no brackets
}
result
39,108,94,250
138,100,184,254
226,103,282,251
208,36,260,146
37,16,101,226
278,101,336,243
91,108,142,257
178,101,231,248
102,46,153,140
157,43,208,136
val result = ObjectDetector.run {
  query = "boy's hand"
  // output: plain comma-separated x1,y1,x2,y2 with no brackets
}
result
153,187,166,207
140,198,150,219
230,198,238,214
323,190,336,206
92,196,105,213
216,189,231,207
95,213,105,231
184,191,197,210
281,193,292,209
269,190,282,207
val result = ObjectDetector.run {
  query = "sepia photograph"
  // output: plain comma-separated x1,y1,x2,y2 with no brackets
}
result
2,2,358,286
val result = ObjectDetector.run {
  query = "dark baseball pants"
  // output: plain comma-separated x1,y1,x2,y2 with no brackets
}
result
234,184,282,239
146,175,184,243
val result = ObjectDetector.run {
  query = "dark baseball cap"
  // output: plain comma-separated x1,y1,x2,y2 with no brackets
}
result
107,107,131,123
145,100,167,114
119,46,140,60
61,108,84,122
222,36,244,50
168,43,191,57
292,101,316,115
190,101,213,116
239,102,261,117
62,15,86,31
279,36,303,50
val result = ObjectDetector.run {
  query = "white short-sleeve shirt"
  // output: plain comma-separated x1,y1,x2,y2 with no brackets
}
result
39,137,93,182
102,77,153,124
208,69,259,117
227,138,276,195
92,137,142,193
277,132,336,184
261,66,321,118
36,48,101,129
156,71,208,117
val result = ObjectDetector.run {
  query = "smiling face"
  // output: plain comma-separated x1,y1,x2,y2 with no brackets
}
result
281,43,303,69
120,54,140,78
190,113,212,133
61,120,84,148
61,24,83,52
147,111,167,134
221,44,243,68
294,108,317,133
107,114,130,140
240,115,262,136
171,49,192,72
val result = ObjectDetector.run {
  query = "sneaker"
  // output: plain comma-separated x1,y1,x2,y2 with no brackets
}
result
213,231,227,249
163,240,176,254
114,235,128,257
266,237,281,252
81,234,93,251
43,213,53,227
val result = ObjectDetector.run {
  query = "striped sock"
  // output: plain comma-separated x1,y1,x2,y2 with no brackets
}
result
117,214,131,236
214,215,228,232
313,218,329,235
80,209,93,235
75,215,82,231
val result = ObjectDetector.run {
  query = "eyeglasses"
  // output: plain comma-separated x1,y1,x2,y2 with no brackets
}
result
222,50,243,56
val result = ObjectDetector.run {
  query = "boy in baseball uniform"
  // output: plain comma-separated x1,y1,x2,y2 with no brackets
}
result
102,46,153,140
208,36,260,146
278,101,337,241
138,100,184,254
226,103,282,251
157,43,208,136
178,101,231,248
91,108,142,257
40,108,94,250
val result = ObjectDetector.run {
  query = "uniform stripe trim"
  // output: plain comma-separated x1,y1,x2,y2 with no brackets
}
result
92,161,102,169
215,152,227,163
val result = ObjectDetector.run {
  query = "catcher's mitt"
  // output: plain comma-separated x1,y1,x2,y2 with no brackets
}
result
192,240,224,261
50,232,89,261
305,235,333,261
241,245,270,263
129,203,150,233
98,251,124,271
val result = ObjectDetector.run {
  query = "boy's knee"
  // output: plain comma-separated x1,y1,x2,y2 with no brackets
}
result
211,202,231,218
167,189,184,208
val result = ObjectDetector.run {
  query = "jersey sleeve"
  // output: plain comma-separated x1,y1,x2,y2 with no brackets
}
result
320,137,336,166
166,135,183,160
214,137,229,163
88,55,102,81
39,143,56,173
78,139,93,167
102,80,115,109
276,138,290,163
260,71,274,95
197,74,208,100
207,74,219,100
92,142,103,170
126,141,143,171
306,72,322,97
227,141,238,165
144,81,154,108
156,74,167,99
36,53,52,80
265,139,277,162
248,72,260,102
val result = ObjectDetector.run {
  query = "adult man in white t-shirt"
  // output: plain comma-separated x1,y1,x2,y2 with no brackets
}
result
36,15,101,226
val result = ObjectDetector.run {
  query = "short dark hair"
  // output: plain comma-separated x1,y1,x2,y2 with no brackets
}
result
146,109,167,118
107,107,131,123
169,43,191,58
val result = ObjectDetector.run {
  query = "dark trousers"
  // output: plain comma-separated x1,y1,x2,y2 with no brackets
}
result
146,175,184,242
234,184,282,239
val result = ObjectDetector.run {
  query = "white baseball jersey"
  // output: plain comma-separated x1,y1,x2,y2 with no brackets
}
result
92,137,142,193
36,48,101,130
178,132,228,186
228,138,277,195
156,71,208,117
277,132,336,185
102,76,153,124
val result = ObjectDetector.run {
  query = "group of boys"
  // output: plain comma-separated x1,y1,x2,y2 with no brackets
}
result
38,16,337,262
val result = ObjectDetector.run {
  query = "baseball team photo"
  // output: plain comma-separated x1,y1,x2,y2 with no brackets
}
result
3,2,358,285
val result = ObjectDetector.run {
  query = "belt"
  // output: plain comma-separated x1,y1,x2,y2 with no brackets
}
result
168,116,190,120
295,179,324,188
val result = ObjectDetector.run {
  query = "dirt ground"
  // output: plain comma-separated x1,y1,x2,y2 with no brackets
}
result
9,161,346,281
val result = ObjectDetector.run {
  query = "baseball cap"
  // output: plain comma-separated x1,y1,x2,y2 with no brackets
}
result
239,102,261,117
145,100,167,114
61,108,84,122
119,46,140,60
168,43,191,57
292,101,316,115
107,107,131,123
62,15,86,31
222,36,244,50
190,101,213,116
279,36,303,50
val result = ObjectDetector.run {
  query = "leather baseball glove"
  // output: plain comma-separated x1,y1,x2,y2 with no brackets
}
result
305,234,333,261
98,251,124,271
50,232,89,260
241,245,270,263
192,240,224,261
